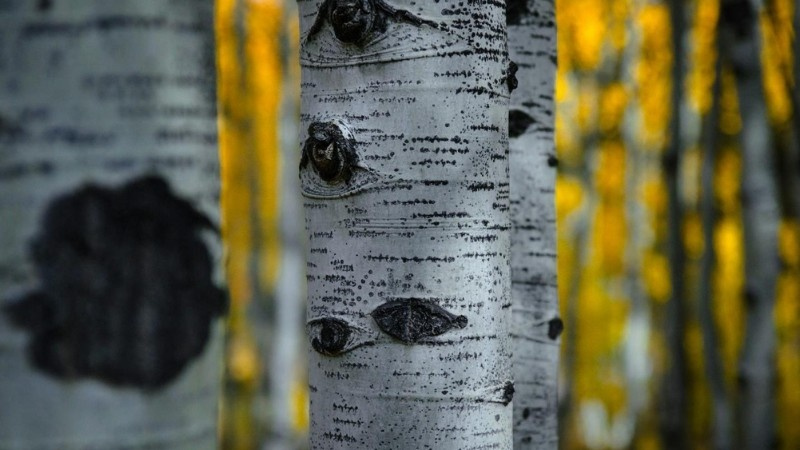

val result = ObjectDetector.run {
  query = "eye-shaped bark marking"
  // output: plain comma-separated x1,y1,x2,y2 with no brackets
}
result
371,299,468,344
506,61,519,93
300,121,357,184
306,0,437,45
307,317,369,356
508,109,535,138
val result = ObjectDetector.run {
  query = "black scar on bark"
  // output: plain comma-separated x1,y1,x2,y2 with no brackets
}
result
371,299,467,344
306,0,437,45
37,0,52,11
547,317,564,340
506,61,519,93
2,175,227,391
301,121,357,184
507,0,529,26
509,109,535,138
308,317,353,356
547,154,559,168
501,381,515,406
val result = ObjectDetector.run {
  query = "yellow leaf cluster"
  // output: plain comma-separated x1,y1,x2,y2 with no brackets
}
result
635,4,671,150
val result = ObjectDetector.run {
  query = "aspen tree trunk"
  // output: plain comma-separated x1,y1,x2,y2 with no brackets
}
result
660,0,689,447
0,2,224,449
697,37,733,450
720,1,779,448
507,1,559,448
297,0,512,448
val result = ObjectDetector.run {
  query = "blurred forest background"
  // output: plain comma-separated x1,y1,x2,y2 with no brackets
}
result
214,0,800,449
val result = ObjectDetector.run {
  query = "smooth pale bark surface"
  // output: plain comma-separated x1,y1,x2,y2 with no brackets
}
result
507,0,559,448
298,0,512,448
0,2,223,449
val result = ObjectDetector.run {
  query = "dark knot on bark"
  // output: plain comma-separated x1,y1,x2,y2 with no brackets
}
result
301,121,357,184
329,0,375,44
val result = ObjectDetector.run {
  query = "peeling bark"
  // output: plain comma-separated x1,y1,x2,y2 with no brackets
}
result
507,0,559,448
298,0,512,448
0,1,223,449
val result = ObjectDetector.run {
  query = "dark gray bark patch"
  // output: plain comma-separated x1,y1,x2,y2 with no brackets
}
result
547,153,558,168
506,0,529,26
371,298,467,343
2,175,226,391
502,381,515,405
307,0,436,45
508,109,534,138
301,121,357,184
547,317,564,340
36,0,52,11
506,61,519,93
308,317,355,356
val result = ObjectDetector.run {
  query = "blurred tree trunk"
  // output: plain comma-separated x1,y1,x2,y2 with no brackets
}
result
297,0,513,448
0,1,224,449
720,0,780,448
218,1,307,448
698,33,733,450
507,0,559,448
660,0,690,447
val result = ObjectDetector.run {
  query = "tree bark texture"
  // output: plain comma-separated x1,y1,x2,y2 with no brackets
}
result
297,0,512,448
0,1,224,449
507,1,559,448
720,0,780,448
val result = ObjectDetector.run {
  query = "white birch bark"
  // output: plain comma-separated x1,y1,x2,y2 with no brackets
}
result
0,1,224,449
507,1,559,448
720,0,779,448
297,0,512,448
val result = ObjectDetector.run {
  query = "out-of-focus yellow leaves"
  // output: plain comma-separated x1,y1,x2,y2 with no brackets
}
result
714,148,740,212
687,0,719,114
596,141,626,199
291,373,310,433
600,83,629,133
635,3,671,150
564,0,606,71
557,176,585,219
719,70,742,135
760,1,794,127
778,218,800,267
713,217,744,383
643,251,671,303
684,212,704,259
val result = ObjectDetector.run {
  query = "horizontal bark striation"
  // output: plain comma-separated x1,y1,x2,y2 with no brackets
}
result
0,2,222,449
299,0,512,448
508,0,559,448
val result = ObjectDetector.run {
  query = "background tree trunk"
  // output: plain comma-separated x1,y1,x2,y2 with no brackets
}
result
0,1,224,448
659,0,690,447
507,1,559,448
297,0,512,448
720,0,780,448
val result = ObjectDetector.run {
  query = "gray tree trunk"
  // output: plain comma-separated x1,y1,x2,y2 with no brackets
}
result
660,0,690,447
507,1,559,448
697,31,733,450
297,0,513,448
720,0,779,448
0,1,224,449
